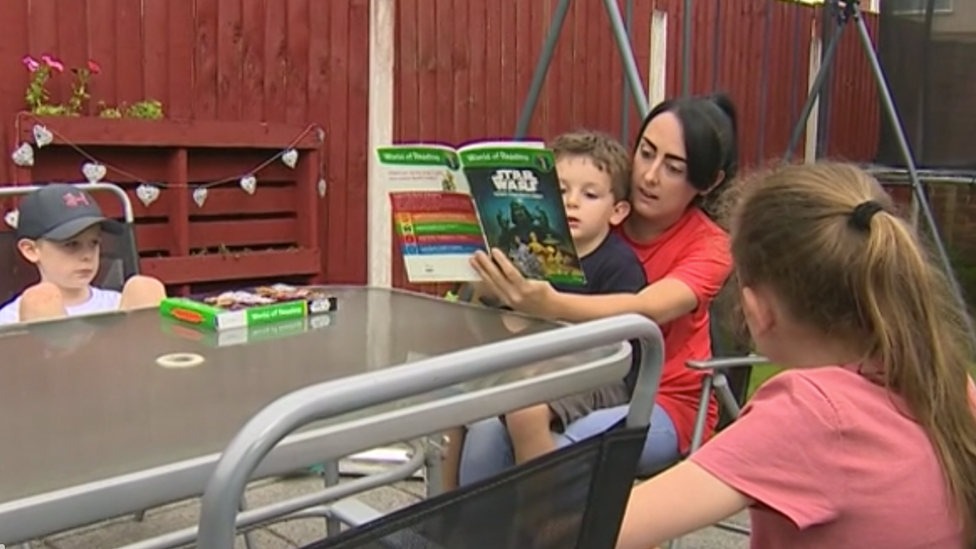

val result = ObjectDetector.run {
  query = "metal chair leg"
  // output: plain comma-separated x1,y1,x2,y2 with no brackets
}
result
239,495,257,549
321,460,344,537
424,435,446,498
688,374,714,453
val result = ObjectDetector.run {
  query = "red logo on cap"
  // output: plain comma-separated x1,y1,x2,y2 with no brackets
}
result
63,192,90,208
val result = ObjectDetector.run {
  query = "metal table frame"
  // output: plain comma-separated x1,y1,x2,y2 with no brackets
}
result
0,313,641,547
192,314,664,549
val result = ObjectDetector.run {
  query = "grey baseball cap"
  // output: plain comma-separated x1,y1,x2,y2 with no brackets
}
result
16,184,122,241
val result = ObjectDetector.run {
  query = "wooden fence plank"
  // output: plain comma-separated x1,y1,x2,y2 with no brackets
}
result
285,0,311,126
115,0,145,107
306,1,331,281
0,0,29,182
346,0,370,284
17,113,320,149
194,0,220,120
143,0,171,113
217,0,244,121
86,0,118,110
466,0,487,140
240,0,267,122
262,0,289,121
166,1,196,119
483,2,503,137
55,1,89,113
142,249,320,285
326,0,351,282
451,0,470,143
397,0,419,141
27,0,61,102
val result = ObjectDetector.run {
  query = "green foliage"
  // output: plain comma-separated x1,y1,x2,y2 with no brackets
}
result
24,53,165,120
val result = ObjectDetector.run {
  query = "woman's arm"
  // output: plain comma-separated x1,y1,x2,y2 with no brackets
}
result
547,279,699,324
471,240,730,324
615,461,751,549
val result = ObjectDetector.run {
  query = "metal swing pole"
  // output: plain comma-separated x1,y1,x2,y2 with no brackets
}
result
602,0,650,117
783,0,849,161
514,0,573,139
682,0,693,96
514,0,650,140
621,0,635,143
783,0,976,346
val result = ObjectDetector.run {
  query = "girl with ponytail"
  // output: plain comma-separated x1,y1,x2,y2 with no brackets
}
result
617,162,976,549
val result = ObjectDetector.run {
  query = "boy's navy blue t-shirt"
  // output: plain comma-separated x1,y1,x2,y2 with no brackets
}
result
553,232,647,393
552,232,646,296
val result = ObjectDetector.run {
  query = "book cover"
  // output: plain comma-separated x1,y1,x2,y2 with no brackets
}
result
462,144,586,286
379,141,586,286
158,284,338,331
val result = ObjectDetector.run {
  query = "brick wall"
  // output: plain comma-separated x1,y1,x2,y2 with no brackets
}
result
881,179,976,308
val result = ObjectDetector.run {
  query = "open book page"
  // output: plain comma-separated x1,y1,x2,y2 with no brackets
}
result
377,144,470,193
460,143,587,286
378,144,484,283
457,139,546,152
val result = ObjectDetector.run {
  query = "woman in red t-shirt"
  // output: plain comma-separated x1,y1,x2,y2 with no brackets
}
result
459,93,739,485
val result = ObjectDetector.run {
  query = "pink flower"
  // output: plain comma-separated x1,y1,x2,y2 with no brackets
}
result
87,60,101,74
22,55,40,72
40,55,64,72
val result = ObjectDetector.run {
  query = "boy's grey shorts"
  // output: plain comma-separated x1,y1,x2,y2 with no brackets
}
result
547,381,630,432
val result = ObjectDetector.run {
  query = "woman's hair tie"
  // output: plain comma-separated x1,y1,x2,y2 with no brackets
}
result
849,200,885,231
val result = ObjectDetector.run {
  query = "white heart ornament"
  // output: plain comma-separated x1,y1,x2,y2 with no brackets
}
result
281,149,299,169
11,143,34,167
239,175,257,195
136,184,160,207
4,210,18,229
317,178,327,198
32,124,54,148
82,162,107,183
192,187,208,208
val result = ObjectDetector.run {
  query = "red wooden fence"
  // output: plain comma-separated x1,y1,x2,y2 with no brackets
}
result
0,0,889,293
0,0,370,286
391,0,882,291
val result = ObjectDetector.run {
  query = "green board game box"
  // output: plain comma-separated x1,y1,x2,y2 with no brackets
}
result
161,314,334,348
159,284,338,331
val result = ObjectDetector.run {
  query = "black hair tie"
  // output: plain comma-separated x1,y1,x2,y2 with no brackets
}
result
849,200,884,231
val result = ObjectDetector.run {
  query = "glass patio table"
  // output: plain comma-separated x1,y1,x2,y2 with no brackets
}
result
0,286,633,546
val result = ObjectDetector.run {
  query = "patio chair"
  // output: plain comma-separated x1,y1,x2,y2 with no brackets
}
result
0,182,140,309
0,183,167,541
441,283,763,547
293,320,662,549
302,418,648,549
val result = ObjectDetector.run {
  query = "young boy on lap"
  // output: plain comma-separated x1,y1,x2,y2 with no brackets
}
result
0,183,166,325
443,130,647,487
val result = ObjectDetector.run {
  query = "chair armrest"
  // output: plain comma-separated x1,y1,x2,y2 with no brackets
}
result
686,355,768,371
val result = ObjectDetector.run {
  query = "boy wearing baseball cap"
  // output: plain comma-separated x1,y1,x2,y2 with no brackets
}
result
0,183,165,325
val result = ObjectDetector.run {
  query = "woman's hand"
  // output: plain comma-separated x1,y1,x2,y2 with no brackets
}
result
470,249,558,317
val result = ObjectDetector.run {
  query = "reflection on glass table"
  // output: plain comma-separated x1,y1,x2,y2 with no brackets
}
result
0,286,632,545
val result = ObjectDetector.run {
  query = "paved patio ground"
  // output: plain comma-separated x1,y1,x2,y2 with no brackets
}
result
30,471,750,549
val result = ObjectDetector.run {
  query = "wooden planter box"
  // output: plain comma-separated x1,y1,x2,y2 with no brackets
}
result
7,112,325,295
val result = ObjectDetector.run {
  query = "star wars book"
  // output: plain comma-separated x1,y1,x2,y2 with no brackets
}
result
378,141,586,286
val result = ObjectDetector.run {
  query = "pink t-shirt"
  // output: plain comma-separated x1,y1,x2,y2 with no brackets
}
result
691,366,967,549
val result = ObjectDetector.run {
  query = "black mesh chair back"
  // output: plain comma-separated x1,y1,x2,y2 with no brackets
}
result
709,283,754,430
301,419,647,549
0,183,140,310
